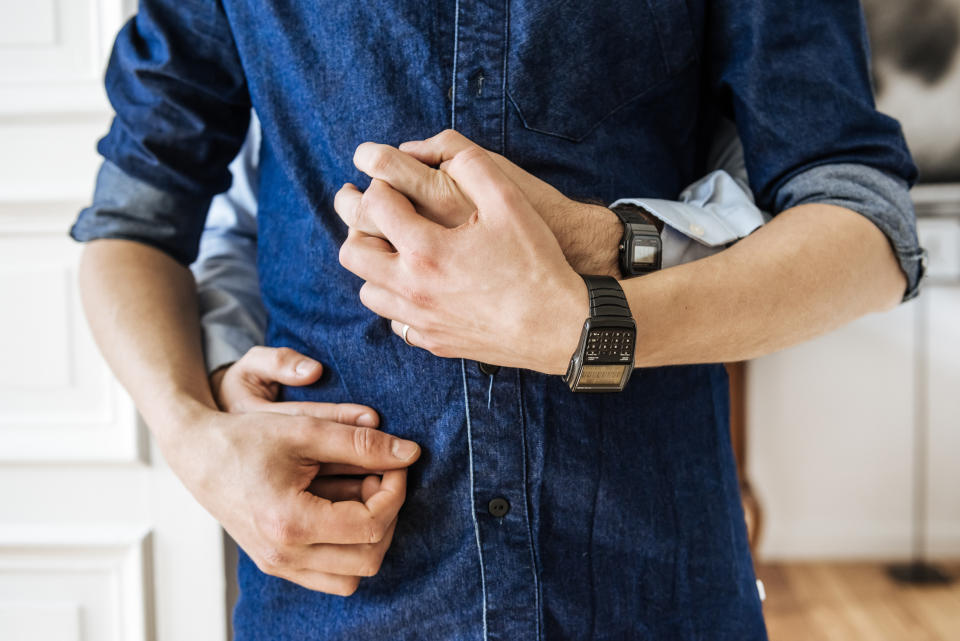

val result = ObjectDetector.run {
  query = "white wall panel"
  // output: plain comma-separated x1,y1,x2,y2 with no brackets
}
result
0,527,152,641
0,224,141,462
0,117,111,203
0,0,134,115
0,1,57,46
0,602,80,641
0,2,228,640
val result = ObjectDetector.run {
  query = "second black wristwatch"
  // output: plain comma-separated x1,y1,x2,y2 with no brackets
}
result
563,275,636,392
610,203,662,277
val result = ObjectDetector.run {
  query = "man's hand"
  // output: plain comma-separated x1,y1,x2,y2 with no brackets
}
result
336,148,587,374
204,345,416,595
342,130,622,277
179,401,417,596
211,345,376,426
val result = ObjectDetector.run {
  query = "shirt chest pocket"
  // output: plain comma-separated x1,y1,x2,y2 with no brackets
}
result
507,0,697,142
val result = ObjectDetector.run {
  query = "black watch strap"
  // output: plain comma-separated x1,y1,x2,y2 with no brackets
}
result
563,275,636,392
609,203,663,233
583,275,632,319
610,203,663,277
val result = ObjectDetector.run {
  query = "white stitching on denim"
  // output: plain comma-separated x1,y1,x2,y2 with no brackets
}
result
499,0,509,153
461,359,489,641
515,370,543,639
451,0,461,130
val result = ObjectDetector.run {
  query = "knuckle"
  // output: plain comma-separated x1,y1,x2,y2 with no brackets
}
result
259,545,289,572
363,516,387,544
338,240,356,270
275,346,296,360
409,287,435,310
424,338,449,358
454,146,486,167
356,549,385,577
397,281,434,311
413,331,447,358
357,282,375,308
367,145,393,175
245,345,267,361
438,129,459,144
333,576,361,597
430,173,457,207
406,251,433,272
353,193,374,228
352,426,379,457
271,347,294,368
262,512,301,547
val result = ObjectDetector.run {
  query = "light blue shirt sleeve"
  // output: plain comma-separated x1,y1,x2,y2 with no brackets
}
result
611,118,770,268
190,111,266,373
612,117,925,301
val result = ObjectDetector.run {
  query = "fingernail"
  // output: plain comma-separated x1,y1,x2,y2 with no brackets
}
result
391,439,419,461
295,360,319,376
357,412,377,427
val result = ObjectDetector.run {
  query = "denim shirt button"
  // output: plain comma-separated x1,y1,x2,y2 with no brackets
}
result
488,497,510,518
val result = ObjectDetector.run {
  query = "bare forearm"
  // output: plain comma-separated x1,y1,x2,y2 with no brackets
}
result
547,202,621,277
619,203,905,367
78,239,215,441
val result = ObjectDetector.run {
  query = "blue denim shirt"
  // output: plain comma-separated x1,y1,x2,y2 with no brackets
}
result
71,2,921,639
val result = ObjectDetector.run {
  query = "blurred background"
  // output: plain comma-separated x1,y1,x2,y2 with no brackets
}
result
0,1,957,640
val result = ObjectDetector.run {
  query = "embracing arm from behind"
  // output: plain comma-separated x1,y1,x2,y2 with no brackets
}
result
335,138,912,374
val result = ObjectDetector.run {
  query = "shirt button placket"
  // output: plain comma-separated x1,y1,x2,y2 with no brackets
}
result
453,2,540,636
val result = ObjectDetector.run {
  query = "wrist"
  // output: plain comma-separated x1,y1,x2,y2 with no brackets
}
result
539,270,590,375
552,202,621,278
142,389,219,451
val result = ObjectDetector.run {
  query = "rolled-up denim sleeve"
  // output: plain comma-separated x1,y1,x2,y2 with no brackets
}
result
706,1,917,208
706,0,922,300
775,164,925,301
71,0,250,266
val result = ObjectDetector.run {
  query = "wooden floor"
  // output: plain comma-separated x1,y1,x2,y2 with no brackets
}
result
756,562,960,641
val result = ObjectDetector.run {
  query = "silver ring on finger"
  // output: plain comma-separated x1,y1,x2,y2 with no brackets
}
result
401,323,414,347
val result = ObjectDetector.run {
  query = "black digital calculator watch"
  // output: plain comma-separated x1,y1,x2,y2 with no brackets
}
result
610,203,662,277
563,275,636,392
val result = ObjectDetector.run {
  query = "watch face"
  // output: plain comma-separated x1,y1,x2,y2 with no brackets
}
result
578,364,629,387
632,237,660,266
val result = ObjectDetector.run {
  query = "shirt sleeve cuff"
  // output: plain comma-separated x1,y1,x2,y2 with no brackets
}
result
773,163,926,302
611,169,769,269
70,160,211,266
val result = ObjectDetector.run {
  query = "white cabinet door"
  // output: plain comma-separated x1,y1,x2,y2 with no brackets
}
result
0,2,228,640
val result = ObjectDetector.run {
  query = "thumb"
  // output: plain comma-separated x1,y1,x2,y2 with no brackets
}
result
398,129,474,166
238,346,324,387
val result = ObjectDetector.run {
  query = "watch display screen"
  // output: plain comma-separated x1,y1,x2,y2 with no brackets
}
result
632,241,658,264
578,364,628,387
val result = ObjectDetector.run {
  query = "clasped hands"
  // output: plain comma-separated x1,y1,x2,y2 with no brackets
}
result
201,131,622,598
336,129,622,375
